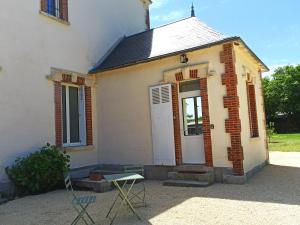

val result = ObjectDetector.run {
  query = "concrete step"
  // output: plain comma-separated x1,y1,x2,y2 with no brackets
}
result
168,170,215,183
163,179,211,187
173,165,213,172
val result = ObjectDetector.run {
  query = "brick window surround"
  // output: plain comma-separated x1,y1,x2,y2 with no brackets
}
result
171,84,183,165
246,82,259,138
54,74,93,147
171,75,213,167
41,0,68,21
220,43,244,176
199,78,213,167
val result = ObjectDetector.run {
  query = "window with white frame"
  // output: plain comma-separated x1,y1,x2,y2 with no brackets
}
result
62,84,86,146
41,0,68,21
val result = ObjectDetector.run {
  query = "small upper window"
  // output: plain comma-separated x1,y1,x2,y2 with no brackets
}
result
179,80,200,93
41,0,68,21
47,0,57,17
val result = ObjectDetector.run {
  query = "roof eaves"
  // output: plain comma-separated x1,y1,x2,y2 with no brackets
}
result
237,38,269,72
89,36,240,74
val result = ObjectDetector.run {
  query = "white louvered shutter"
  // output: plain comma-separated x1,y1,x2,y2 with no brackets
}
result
149,84,176,166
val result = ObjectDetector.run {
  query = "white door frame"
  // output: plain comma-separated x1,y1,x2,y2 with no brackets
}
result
179,90,205,164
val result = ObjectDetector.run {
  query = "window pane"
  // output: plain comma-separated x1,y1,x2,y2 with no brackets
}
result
182,97,197,136
69,87,80,143
196,96,203,134
62,86,67,144
47,0,56,16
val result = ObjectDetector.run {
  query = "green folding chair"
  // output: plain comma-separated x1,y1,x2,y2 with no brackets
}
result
64,175,96,225
123,165,146,207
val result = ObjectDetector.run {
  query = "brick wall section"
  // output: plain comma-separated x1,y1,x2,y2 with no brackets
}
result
76,77,85,85
62,74,85,85
54,81,63,147
171,84,183,165
40,0,47,12
59,0,68,21
62,74,72,83
199,78,213,167
190,69,198,79
220,43,244,175
247,83,259,137
175,72,183,81
85,86,93,146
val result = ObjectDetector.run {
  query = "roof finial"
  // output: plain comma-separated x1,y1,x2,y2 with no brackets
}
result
191,3,195,17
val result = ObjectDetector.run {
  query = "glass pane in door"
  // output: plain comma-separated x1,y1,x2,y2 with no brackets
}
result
182,96,203,136
182,97,196,135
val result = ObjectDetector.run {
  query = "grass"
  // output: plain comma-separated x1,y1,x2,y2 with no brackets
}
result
269,133,300,152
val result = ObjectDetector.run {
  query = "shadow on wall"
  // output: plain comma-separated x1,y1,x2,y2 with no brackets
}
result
98,29,154,71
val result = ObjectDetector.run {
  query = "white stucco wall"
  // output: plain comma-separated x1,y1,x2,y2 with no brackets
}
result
96,46,232,168
234,46,268,173
0,0,147,182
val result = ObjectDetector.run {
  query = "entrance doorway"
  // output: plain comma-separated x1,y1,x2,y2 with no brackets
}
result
179,81,205,164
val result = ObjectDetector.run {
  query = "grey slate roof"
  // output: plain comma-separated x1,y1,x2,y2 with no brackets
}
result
89,17,267,73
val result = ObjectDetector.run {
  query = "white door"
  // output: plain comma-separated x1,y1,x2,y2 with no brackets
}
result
149,84,176,166
179,90,205,164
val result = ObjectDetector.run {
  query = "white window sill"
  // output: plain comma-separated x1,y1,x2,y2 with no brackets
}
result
63,145,94,152
39,11,70,25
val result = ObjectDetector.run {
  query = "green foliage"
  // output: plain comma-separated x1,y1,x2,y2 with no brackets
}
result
6,143,70,194
263,65,300,129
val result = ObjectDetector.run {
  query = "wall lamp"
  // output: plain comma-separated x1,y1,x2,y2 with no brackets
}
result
180,53,189,64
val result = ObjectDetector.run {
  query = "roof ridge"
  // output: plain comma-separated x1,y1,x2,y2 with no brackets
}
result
151,16,195,30
123,17,197,39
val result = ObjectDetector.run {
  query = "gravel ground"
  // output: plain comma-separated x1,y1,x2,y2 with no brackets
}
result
0,152,299,225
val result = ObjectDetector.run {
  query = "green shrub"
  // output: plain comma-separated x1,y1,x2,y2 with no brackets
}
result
6,143,70,194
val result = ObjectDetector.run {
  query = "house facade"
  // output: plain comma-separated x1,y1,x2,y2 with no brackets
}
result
1,0,268,192
90,17,269,181
0,0,151,191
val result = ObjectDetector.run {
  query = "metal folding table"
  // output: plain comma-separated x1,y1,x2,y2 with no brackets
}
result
104,173,145,225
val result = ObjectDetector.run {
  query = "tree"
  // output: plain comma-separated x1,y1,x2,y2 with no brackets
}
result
262,77,277,120
263,65,300,131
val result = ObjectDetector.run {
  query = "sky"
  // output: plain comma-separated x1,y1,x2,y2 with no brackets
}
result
150,0,300,76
